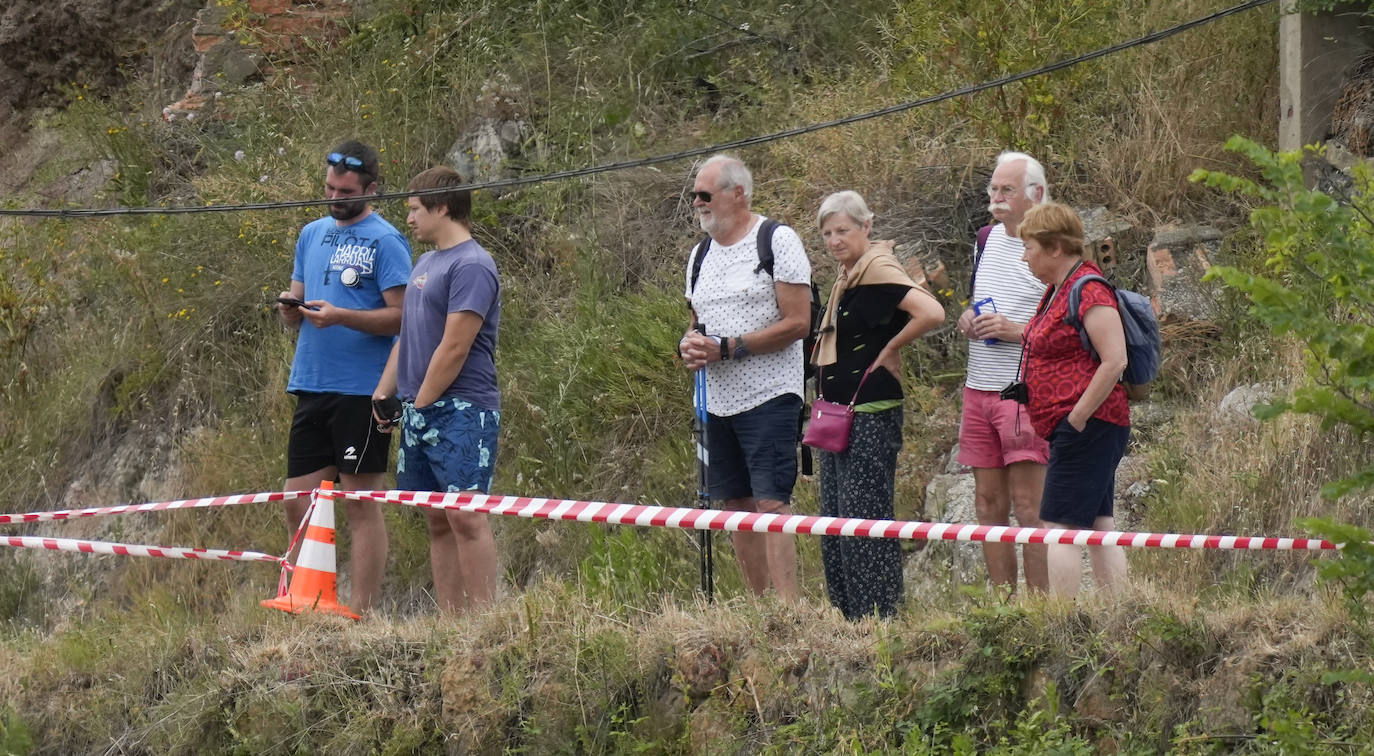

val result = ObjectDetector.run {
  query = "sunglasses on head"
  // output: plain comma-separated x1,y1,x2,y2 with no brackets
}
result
326,152,366,172
688,190,714,203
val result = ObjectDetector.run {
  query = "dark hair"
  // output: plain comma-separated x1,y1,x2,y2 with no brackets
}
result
328,140,380,187
406,166,471,224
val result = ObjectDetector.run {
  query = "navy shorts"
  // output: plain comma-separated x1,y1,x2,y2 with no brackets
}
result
1040,417,1130,528
396,398,500,494
287,392,391,478
705,393,802,504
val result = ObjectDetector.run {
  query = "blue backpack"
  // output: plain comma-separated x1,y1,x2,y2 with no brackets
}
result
1065,275,1161,397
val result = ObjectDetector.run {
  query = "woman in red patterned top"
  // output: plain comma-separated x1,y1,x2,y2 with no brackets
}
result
1017,203,1130,597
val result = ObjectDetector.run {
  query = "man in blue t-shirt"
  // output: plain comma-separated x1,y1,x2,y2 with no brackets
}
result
373,165,501,614
276,140,412,613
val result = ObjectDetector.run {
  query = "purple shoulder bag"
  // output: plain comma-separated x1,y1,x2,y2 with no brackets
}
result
802,365,878,454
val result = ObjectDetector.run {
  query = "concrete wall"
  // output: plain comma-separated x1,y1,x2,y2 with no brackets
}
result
1279,4,1374,152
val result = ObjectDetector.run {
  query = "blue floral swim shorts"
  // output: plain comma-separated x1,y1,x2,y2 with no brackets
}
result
396,398,500,494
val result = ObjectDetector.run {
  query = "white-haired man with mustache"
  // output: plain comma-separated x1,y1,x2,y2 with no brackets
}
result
954,151,1052,594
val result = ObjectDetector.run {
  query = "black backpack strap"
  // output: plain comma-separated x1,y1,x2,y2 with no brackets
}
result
755,217,781,277
688,234,713,295
1065,274,1112,355
696,218,783,293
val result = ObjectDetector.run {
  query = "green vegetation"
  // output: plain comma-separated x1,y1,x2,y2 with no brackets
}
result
1192,138,1374,498
3,0,1374,752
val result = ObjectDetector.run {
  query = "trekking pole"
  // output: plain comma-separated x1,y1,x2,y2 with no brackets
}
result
693,357,715,603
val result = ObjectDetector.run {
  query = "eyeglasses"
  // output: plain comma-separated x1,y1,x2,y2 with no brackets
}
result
688,190,713,203
326,152,366,172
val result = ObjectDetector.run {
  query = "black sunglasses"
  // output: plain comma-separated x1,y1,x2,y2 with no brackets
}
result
326,152,366,172
688,190,714,203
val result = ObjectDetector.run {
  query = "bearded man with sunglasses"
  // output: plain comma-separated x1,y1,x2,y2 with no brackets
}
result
275,139,413,613
678,154,812,602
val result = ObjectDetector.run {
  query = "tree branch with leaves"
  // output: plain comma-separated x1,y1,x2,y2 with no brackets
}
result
1191,136,1374,498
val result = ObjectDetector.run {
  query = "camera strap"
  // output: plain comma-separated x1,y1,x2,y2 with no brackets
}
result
1011,260,1085,433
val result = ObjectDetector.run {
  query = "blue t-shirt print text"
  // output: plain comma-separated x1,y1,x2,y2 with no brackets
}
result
288,212,413,396
321,227,380,288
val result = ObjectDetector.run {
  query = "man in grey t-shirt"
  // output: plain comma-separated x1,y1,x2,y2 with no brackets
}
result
374,166,500,614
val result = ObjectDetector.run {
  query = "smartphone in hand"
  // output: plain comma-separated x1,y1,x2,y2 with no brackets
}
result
372,396,403,431
277,296,320,311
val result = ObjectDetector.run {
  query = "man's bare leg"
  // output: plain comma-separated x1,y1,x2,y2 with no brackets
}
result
728,498,771,594
972,467,1016,587
447,508,497,610
1088,516,1128,595
284,468,337,564
757,498,798,602
1042,519,1083,597
340,471,388,612
1007,461,1048,592
425,509,465,613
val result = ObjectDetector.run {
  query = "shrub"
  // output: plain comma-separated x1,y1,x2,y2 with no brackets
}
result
1192,138,1374,498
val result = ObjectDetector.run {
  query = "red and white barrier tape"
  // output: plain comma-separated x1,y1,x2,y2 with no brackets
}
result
0,488,1342,561
0,490,309,525
342,489,1340,552
2,534,284,563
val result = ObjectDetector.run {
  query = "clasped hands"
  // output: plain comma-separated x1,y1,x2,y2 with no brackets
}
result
678,331,721,370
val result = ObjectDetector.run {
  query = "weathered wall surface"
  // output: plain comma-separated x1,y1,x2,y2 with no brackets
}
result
0,0,203,126
1278,5,1374,152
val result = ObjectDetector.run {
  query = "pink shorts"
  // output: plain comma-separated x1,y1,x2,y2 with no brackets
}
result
957,387,1050,468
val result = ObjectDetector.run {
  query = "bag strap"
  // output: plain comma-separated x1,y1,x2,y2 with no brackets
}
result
818,362,880,407
847,364,880,409
689,217,784,295
755,217,781,276
968,224,994,299
688,235,713,295
1065,273,1113,355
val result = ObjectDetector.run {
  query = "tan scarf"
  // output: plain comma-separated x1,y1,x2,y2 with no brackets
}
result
812,240,922,367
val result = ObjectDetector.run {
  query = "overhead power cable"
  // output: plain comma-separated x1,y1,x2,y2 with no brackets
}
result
0,0,1275,219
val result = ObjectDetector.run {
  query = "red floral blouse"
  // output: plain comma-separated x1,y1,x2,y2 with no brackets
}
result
1022,261,1130,439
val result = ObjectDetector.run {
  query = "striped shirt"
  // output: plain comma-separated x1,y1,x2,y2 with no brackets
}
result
966,224,1046,391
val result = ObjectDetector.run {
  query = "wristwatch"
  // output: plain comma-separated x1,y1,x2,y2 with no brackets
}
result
719,336,729,361
732,336,750,361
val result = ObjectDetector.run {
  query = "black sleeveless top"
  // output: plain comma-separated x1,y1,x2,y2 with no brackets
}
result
819,283,911,404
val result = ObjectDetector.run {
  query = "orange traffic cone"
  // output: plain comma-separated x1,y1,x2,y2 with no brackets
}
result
262,481,361,620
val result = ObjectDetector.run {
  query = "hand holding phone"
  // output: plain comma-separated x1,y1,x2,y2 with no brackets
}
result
372,396,403,432
277,296,320,311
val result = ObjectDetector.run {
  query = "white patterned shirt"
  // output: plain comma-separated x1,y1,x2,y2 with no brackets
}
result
685,216,810,416
966,223,1046,390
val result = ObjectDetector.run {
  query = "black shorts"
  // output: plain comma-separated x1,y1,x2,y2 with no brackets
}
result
706,393,802,504
1040,417,1130,528
286,392,391,478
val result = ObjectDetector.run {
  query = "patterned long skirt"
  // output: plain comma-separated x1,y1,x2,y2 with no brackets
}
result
819,407,903,620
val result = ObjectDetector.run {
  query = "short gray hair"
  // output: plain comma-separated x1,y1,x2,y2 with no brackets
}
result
816,190,874,229
701,154,753,199
995,151,1051,202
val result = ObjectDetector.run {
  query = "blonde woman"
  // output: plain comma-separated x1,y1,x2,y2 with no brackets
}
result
1017,202,1130,597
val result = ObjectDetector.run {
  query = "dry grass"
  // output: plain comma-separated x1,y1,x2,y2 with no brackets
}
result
1130,336,1374,598
6,577,1372,753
